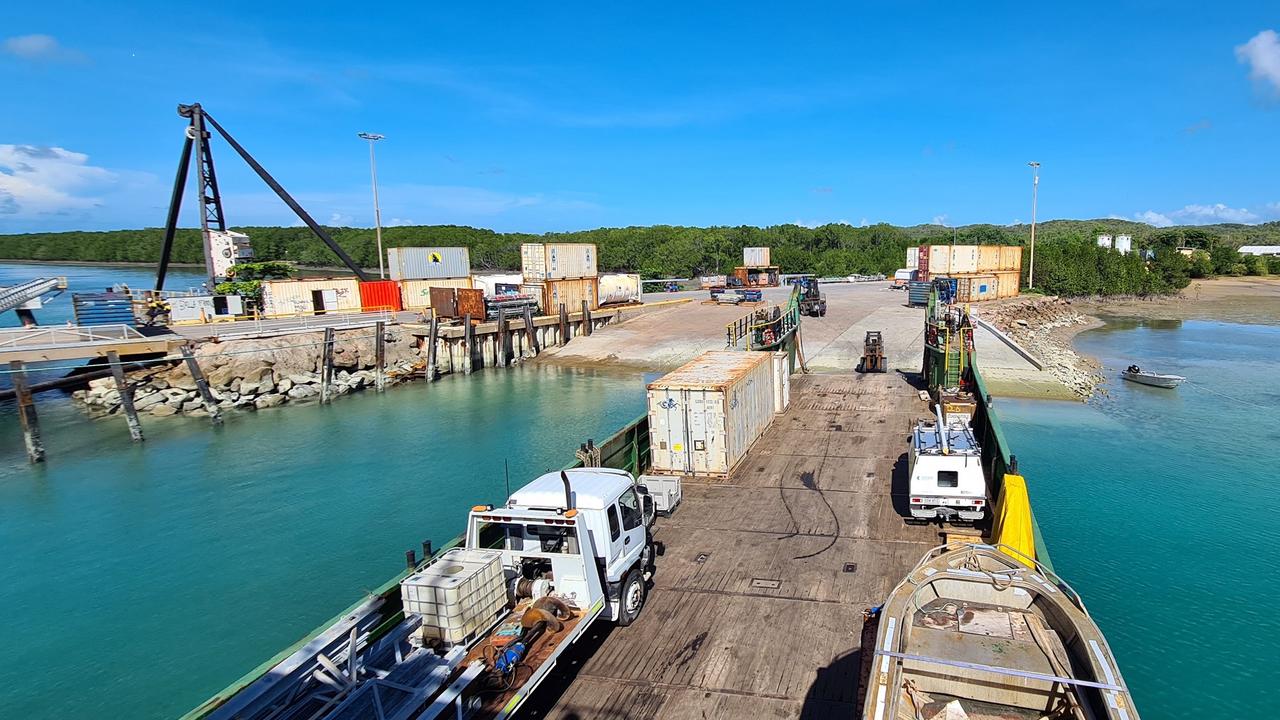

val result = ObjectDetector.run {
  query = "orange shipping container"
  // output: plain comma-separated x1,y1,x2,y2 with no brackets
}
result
358,280,403,312
977,246,1002,273
521,278,599,314
993,271,1021,298
1000,246,1024,272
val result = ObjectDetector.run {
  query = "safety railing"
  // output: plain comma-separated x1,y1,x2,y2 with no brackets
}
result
0,323,145,349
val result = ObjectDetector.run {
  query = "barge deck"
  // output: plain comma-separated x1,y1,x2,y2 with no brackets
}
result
529,370,940,718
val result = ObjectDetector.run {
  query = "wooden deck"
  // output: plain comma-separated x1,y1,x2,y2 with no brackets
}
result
522,371,942,719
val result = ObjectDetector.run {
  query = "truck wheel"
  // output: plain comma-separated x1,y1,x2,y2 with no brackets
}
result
616,569,646,626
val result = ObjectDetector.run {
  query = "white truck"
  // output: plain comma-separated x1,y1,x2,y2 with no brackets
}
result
191,468,662,720
907,408,988,522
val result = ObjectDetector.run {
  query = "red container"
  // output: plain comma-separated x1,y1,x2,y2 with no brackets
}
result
359,280,403,312
917,244,931,282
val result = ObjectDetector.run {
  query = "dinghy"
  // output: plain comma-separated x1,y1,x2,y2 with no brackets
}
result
863,543,1138,720
1121,365,1184,389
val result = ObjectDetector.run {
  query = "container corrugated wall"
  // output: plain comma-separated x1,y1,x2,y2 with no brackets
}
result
387,247,471,280
471,273,524,297
743,247,771,267
952,274,998,303
521,278,598,314
647,351,781,477
977,246,1001,273
917,245,931,280
993,271,1021,298
72,293,136,326
906,246,919,269
521,243,597,281
927,245,952,274
358,280,403,311
597,273,642,306
999,246,1023,272
261,278,361,317
399,277,474,310
949,246,979,274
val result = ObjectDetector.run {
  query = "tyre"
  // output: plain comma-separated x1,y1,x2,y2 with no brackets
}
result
616,569,646,626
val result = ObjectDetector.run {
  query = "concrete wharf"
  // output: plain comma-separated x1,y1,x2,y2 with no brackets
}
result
527,370,941,718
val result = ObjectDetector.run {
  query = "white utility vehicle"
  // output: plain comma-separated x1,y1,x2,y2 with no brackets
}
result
907,407,988,522
191,468,660,720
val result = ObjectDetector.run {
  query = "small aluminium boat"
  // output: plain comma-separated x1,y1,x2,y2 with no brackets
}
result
863,542,1138,720
1121,365,1184,389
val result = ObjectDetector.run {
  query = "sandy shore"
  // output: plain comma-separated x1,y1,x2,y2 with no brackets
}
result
1075,276,1280,325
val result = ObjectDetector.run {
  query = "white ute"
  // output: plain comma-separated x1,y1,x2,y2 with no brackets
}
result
907,408,988,522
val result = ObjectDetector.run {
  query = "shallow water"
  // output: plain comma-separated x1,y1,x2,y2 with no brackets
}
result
0,264,650,719
998,316,1280,719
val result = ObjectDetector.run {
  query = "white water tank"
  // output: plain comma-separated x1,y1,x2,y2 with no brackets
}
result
401,548,506,644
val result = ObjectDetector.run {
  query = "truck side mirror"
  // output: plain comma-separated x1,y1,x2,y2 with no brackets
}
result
638,486,656,527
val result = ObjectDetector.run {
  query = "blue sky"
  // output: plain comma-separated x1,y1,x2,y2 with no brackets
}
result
1,2,1278,234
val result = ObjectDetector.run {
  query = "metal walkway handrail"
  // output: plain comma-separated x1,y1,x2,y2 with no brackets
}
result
0,277,67,314
0,323,145,349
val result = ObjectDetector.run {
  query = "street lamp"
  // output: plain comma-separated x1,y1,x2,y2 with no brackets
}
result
1027,161,1040,289
358,132,386,279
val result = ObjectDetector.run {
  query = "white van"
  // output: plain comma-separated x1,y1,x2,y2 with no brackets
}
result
907,414,988,522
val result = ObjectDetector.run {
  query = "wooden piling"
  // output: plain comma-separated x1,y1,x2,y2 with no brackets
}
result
107,350,143,442
559,303,569,346
374,321,386,392
180,346,223,425
523,306,540,355
496,308,509,367
426,315,439,382
582,300,593,336
464,314,475,374
9,360,44,463
320,327,335,404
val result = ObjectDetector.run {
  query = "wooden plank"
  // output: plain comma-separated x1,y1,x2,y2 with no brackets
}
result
424,316,438,383
559,303,569,345
181,346,223,425
320,327,335,404
9,360,44,463
374,320,386,391
107,350,143,442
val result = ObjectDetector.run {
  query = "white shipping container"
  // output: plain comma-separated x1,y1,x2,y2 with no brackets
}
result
906,246,920,270
597,273,642,305
1115,235,1132,255
521,243,597,281
260,278,361,317
743,247,771,267
927,245,952,274
471,273,525,297
169,295,244,323
771,351,791,414
401,548,506,645
387,247,471,280
399,277,474,309
1097,235,1113,249
949,245,979,274
647,351,784,477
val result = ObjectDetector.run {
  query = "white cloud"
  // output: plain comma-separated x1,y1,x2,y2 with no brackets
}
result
1135,210,1174,227
327,212,353,226
931,214,949,226
386,217,414,226
858,218,869,227
0,144,116,219
2,34,82,62
1236,30,1280,95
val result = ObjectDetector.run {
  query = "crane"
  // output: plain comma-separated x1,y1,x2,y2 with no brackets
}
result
155,103,370,291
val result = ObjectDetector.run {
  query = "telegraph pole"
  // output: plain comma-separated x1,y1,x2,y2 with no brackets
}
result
1027,161,1040,289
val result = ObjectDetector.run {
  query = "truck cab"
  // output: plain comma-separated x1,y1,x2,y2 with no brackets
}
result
473,468,657,626
907,416,987,522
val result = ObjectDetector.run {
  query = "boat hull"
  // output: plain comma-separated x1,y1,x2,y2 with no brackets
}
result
1121,371,1184,389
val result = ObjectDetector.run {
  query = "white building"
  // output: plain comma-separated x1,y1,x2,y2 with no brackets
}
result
1239,245,1280,256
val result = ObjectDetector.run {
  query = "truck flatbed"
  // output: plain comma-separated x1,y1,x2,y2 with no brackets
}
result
526,372,942,718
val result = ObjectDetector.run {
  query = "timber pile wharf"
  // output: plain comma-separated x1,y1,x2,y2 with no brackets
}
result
527,370,941,718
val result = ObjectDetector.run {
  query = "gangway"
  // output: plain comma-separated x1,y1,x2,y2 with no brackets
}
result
0,277,67,317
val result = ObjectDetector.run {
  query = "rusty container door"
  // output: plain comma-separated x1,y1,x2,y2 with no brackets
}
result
455,288,486,319
429,287,458,318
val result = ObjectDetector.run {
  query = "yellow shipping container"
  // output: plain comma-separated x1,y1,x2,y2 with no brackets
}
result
927,245,952,274
521,243,598,281
1000,246,1024,272
993,271,1021,298
521,278,598,314
260,278,361,317
399,277,473,310
977,246,1002,273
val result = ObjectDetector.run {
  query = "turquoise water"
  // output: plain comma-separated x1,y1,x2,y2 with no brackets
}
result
0,261,649,719
999,317,1280,719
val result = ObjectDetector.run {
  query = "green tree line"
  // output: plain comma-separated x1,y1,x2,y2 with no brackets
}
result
1,219,1277,297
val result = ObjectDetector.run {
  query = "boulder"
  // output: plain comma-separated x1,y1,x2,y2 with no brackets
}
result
287,384,318,400
148,376,170,390
150,404,178,417
277,378,293,394
165,368,199,391
242,366,276,395
88,376,115,390
254,393,286,409
289,373,319,385
182,398,205,412
101,389,121,404
161,388,188,401
187,408,210,418
133,392,164,410
205,365,238,389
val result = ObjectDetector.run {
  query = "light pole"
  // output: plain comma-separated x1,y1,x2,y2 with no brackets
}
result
1027,161,1040,289
358,132,386,279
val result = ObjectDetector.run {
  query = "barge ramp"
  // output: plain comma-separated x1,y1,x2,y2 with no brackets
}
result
528,370,939,718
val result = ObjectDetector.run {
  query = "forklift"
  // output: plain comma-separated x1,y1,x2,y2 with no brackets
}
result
857,330,887,373
795,275,827,317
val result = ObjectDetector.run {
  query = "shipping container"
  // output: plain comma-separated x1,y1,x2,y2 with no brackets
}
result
1096,235,1113,249
977,245,1001,273
387,247,471,280
949,245,979,274
926,245,951,274
993,271,1021,298
771,352,791,413
261,278,361,317
999,246,1023,272
699,275,728,289
169,295,244,323
597,273,642,306
953,274,998,303
521,243,597,281
206,230,255,281
1115,235,1132,255
647,350,784,477
399,277,474,310
520,278,599,314
72,292,136,327
742,247,771,267
917,245,931,281
906,246,920,270
471,273,524,297
907,281,932,306
732,266,780,287
358,280,403,312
